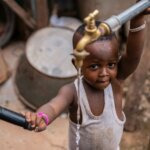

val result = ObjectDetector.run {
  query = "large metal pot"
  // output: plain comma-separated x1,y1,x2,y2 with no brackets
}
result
15,27,77,110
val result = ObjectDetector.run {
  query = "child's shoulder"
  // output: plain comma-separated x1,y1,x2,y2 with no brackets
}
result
59,82,76,95
111,79,123,95
62,82,75,88
55,82,76,104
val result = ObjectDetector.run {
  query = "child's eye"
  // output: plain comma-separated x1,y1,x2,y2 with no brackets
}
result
89,64,99,70
108,63,117,69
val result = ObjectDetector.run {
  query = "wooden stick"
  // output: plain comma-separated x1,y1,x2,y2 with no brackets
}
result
3,0,36,30
35,0,49,29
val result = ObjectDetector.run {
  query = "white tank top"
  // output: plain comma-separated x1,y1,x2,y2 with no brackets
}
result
68,79,126,150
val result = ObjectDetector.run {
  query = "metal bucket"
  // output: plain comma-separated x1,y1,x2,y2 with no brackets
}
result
76,0,134,20
15,27,77,110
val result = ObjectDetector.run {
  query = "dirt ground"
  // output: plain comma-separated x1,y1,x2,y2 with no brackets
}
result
0,41,149,150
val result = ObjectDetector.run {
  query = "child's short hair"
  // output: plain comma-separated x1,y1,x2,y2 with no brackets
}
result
73,20,117,47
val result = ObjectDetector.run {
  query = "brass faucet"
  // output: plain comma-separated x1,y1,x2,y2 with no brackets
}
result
73,10,111,69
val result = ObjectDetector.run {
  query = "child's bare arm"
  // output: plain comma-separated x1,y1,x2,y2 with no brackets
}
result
24,83,74,131
117,13,146,80
37,83,74,122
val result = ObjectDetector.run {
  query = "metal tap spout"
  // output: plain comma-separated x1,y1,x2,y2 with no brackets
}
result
76,10,101,51
73,10,111,69
73,10,103,69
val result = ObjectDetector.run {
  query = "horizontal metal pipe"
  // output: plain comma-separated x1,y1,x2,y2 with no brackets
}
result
104,0,150,32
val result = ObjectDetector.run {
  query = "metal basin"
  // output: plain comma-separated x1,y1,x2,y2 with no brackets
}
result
15,27,77,110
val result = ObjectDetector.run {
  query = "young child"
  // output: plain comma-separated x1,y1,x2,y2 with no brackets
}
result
23,6,150,150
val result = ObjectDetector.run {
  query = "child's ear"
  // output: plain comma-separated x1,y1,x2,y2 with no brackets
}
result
72,58,77,69
71,58,75,66
71,58,83,74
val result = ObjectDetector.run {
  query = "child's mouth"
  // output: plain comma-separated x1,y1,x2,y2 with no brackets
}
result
97,79,109,83
97,80,109,85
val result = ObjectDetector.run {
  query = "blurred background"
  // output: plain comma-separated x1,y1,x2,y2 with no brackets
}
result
0,0,150,150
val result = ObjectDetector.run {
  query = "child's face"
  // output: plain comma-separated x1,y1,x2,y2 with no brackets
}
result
82,38,119,90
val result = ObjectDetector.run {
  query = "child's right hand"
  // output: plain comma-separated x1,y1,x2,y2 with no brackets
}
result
22,111,47,132
136,0,150,15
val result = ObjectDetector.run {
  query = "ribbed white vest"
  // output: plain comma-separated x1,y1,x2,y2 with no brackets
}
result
68,79,126,150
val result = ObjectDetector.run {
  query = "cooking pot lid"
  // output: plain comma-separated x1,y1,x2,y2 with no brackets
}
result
26,27,77,78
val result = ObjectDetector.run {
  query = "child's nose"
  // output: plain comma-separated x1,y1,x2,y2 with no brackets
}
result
99,67,108,76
